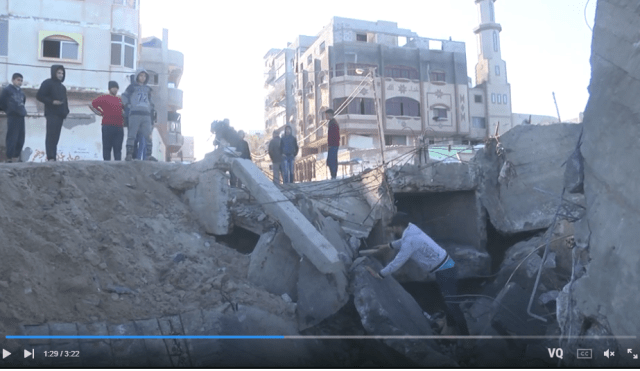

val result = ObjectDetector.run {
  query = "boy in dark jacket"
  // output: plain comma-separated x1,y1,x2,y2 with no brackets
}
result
279,125,298,183
36,65,70,161
121,69,156,161
0,73,27,162
268,131,282,184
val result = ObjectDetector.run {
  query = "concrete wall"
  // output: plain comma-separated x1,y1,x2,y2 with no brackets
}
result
394,191,482,250
565,0,640,358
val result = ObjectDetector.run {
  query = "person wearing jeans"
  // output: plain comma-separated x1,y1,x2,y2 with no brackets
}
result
279,125,298,183
367,212,470,336
325,109,340,179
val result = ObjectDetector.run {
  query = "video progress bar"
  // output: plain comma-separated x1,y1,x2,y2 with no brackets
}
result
6,335,638,340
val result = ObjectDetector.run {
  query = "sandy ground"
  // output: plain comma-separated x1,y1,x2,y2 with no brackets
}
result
0,161,292,347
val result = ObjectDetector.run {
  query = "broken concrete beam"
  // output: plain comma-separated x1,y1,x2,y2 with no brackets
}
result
350,257,457,367
386,162,478,193
230,158,349,327
230,158,344,277
248,229,299,301
183,169,231,235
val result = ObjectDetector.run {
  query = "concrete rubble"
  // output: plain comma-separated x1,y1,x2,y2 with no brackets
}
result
4,13,640,363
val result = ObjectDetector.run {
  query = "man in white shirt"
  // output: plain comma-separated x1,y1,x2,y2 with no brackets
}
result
367,212,469,336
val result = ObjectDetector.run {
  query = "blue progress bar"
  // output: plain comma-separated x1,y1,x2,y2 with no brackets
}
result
6,335,285,339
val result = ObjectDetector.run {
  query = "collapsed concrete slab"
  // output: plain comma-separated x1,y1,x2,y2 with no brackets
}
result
474,124,584,234
229,158,349,329
559,1,640,365
350,257,457,367
386,162,478,193
247,229,299,301
183,169,231,235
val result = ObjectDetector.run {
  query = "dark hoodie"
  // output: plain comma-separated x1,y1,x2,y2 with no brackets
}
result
36,65,70,119
121,69,154,116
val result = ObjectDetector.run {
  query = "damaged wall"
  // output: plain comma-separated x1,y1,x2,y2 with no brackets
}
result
561,0,640,362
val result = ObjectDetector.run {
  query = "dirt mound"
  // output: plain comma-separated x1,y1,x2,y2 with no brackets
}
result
0,161,291,347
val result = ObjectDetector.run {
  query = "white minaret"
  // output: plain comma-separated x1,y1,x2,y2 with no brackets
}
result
474,0,513,135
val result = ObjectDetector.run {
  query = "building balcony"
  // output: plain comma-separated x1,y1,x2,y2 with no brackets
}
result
168,88,183,110
168,50,184,69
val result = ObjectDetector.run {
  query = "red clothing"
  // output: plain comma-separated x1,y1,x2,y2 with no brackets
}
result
328,118,340,147
92,94,124,127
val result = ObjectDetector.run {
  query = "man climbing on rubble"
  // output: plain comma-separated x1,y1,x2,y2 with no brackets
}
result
367,212,470,336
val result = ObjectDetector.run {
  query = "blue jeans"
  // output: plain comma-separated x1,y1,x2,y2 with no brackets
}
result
327,146,339,179
282,155,295,183
135,131,146,160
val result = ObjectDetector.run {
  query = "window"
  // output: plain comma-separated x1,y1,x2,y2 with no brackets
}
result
472,117,486,129
433,107,448,120
305,81,314,96
111,34,136,68
114,0,137,8
491,93,496,103
489,1,495,22
333,97,375,115
385,65,419,80
319,41,325,53
497,94,502,104
503,94,508,104
356,33,367,42
474,95,483,103
42,36,79,60
385,135,407,146
386,97,420,117
146,72,159,85
495,65,500,76
430,71,445,82
0,20,7,56
493,31,499,52
347,63,377,76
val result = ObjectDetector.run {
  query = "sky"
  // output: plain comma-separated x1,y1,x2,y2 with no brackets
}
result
139,0,597,160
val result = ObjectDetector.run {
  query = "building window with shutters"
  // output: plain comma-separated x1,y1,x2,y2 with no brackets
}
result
111,34,136,68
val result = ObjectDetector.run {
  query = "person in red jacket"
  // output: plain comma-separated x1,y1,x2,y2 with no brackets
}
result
325,109,340,179
89,81,124,161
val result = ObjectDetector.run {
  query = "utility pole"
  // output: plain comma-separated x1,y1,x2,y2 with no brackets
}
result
552,92,562,123
370,68,386,165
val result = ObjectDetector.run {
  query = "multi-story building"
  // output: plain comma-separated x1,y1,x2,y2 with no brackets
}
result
0,0,184,162
264,0,557,174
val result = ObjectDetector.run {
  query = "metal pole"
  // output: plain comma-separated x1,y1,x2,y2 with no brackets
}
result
371,68,386,165
552,92,562,123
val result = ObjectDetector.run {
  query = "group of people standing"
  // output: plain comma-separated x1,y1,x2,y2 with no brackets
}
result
267,108,340,184
0,65,157,163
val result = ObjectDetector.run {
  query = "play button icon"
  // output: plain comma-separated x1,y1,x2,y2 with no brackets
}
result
2,349,10,359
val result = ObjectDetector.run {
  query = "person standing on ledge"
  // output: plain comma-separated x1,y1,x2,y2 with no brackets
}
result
367,212,470,336
325,108,339,179
37,65,69,161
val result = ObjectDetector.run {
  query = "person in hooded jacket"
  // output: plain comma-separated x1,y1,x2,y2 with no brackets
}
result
0,73,27,162
37,65,70,161
121,69,156,161
366,212,470,337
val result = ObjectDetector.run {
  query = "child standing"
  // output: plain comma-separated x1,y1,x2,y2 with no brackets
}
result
90,81,124,161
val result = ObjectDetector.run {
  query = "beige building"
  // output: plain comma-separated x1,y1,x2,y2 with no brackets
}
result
0,0,183,162
264,0,560,180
